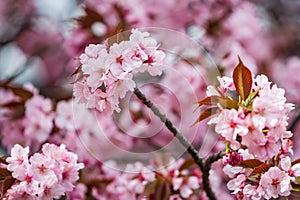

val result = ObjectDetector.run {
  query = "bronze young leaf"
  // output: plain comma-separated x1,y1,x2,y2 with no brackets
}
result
232,56,253,101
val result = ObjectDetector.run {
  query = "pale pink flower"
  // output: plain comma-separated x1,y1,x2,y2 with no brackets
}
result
222,165,244,179
23,110,53,143
172,176,200,198
6,144,30,180
55,100,75,131
243,184,262,200
227,174,246,194
258,166,292,199
25,94,52,114
210,109,247,146
109,41,141,76
29,153,56,182
80,44,110,89
280,156,300,178
217,76,235,93
126,162,155,194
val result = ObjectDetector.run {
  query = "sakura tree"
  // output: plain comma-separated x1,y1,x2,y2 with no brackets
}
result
0,0,300,200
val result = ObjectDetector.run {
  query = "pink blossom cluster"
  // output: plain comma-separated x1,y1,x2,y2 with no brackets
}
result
208,74,294,160
203,71,299,199
50,99,133,165
74,29,165,113
0,84,54,152
223,151,300,200
83,156,220,200
5,143,84,199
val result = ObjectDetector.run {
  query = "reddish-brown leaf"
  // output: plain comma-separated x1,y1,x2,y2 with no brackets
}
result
5,86,33,101
77,7,106,28
197,95,238,110
179,158,196,171
251,163,270,176
144,181,158,196
0,177,15,197
0,101,23,108
0,169,11,179
197,95,224,107
0,157,7,165
107,24,130,46
232,56,253,100
238,159,263,169
218,98,239,109
154,181,171,200
192,107,218,125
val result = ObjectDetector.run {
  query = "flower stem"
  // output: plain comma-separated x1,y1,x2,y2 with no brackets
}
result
133,87,223,200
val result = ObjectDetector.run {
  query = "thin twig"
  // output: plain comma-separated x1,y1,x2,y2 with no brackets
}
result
202,151,225,199
133,88,204,167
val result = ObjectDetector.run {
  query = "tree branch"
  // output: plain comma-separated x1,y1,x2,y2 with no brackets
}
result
133,87,223,200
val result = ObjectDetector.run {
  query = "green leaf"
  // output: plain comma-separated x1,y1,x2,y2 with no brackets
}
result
243,90,258,107
238,159,263,169
232,56,253,101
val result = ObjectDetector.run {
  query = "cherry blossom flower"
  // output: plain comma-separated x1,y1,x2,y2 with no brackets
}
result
258,167,292,199
172,176,200,198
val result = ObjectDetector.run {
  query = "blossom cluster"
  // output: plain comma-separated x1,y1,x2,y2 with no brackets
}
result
82,156,221,200
197,59,298,199
5,143,84,199
223,151,300,200
208,74,294,160
0,84,54,152
74,29,165,113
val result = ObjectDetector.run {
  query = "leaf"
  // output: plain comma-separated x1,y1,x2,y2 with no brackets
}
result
0,168,15,197
238,159,263,169
107,24,129,46
0,101,23,108
232,56,253,100
250,163,270,176
197,95,224,107
5,86,33,101
291,182,300,191
0,158,7,165
154,181,171,200
197,95,238,110
0,177,15,197
144,181,158,196
179,158,196,171
192,107,218,126
0,169,11,180
243,90,258,107
77,7,106,28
